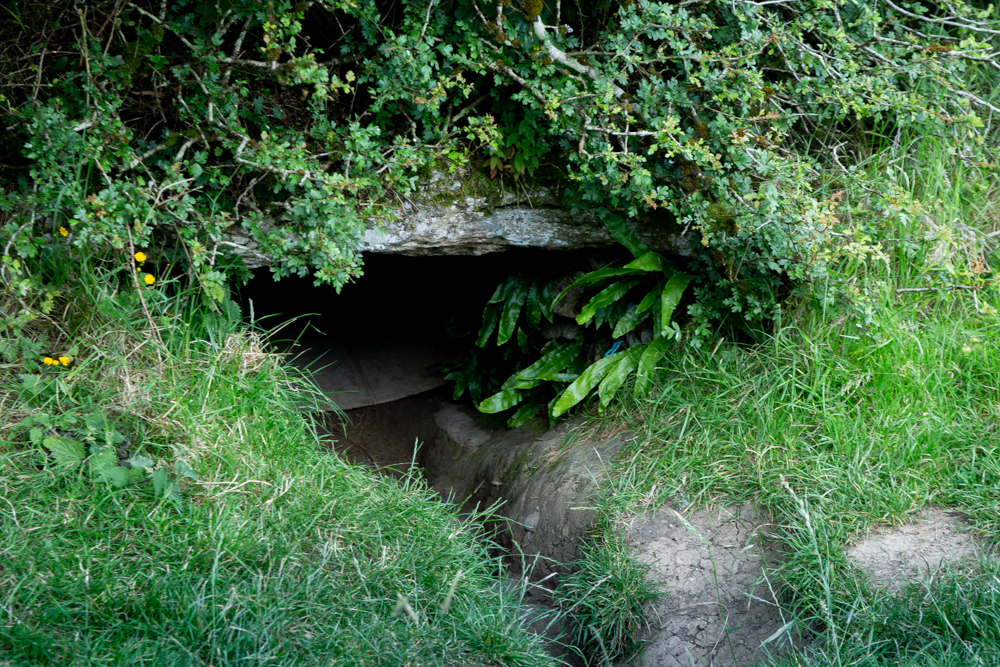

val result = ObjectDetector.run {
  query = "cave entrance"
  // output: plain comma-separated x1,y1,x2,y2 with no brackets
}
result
238,249,601,475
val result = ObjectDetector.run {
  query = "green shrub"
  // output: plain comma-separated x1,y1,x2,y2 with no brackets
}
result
1,0,996,419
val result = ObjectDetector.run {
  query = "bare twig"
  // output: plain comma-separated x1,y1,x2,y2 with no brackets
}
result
879,0,1000,37
420,0,437,42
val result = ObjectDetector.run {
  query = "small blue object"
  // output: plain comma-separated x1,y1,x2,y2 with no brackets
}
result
605,341,623,357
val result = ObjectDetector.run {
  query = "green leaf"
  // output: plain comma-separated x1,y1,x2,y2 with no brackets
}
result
633,336,671,397
660,272,694,336
97,466,130,487
152,468,169,497
88,447,117,475
539,280,554,322
498,280,529,345
505,339,582,390
551,350,630,418
577,279,641,325
84,413,109,432
624,251,673,274
598,346,644,407
501,342,555,389
507,399,541,428
176,460,198,481
42,435,85,469
612,285,661,338
478,387,527,413
563,265,641,293
526,280,542,329
489,275,519,304
128,453,155,470
599,211,649,258
476,304,500,348
517,326,532,354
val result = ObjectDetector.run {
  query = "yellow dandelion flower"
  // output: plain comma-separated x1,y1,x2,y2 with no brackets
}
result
43,357,55,365
134,252,147,263
144,274,156,285
59,356,71,366
59,227,69,237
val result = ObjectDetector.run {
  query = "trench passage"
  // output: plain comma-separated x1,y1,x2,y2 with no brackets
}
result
238,250,589,475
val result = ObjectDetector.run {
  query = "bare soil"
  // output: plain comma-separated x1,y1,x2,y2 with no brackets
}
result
847,507,983,592
320,389,449,476
622,503,803,667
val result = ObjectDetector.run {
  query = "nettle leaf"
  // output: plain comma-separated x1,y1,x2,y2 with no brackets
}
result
598,346,644,408
175,460,198,481
613,285,661,338
577,279,641,325
128,453,155,470
551,349,630,418
98,466,131,487
152,468,183,511
152,468,169,497
43,435,86,469
88,447,117,475
660,272,694,336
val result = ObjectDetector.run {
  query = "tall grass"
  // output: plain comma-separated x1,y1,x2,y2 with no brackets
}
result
0,266,554,666
596,70,1000,665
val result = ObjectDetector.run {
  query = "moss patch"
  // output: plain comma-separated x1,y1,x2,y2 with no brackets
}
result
416,164,507,210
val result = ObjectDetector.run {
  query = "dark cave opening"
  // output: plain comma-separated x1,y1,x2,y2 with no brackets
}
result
236,248,617,473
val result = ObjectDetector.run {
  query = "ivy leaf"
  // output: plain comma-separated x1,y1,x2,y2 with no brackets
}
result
660,272,694,336
551,349,630,418
577,279,641,325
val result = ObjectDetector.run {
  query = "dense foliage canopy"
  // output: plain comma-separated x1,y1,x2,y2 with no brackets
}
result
1,0,996,330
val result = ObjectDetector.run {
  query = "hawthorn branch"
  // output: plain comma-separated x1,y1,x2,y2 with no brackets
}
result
584,124,658,137
879,0,1000,37
531,18,626,99
224,17,252,86
127,3,198,51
